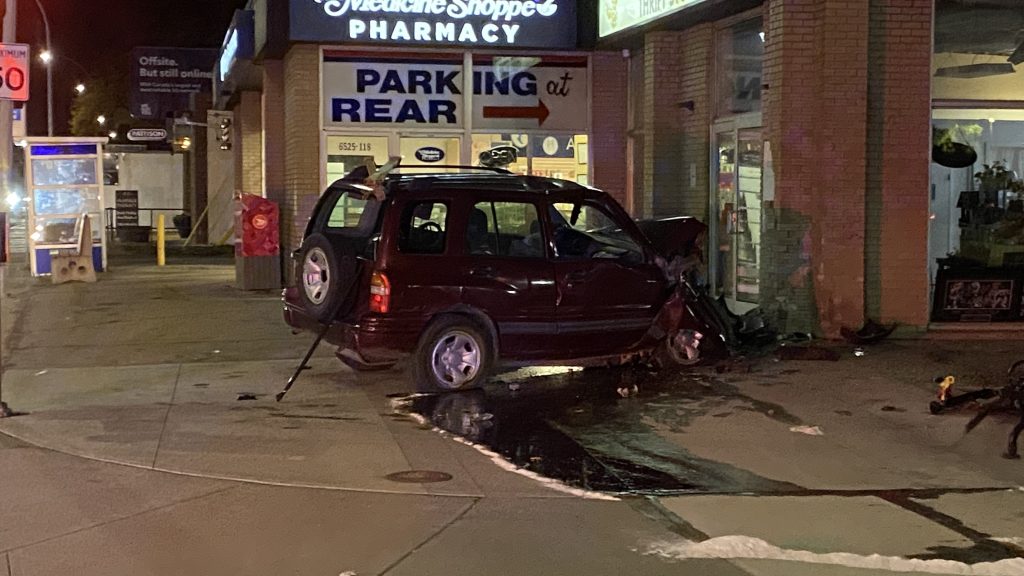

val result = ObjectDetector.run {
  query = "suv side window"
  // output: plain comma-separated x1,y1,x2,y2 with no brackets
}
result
467,202,544,258
399,201,448,254
550,202,643,263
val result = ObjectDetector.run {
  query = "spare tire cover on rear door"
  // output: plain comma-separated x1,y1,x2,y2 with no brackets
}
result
298,233,360,323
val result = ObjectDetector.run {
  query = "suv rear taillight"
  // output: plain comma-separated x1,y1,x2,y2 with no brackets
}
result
369,271,391,314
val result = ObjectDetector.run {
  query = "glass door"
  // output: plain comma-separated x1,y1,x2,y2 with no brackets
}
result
711,119,763,313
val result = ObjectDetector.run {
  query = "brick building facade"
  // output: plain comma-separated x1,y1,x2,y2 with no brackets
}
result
598,0,934,337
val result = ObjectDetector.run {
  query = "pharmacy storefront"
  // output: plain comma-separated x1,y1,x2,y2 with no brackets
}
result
216,0,607,261
298,0,593,188
320,51,591,188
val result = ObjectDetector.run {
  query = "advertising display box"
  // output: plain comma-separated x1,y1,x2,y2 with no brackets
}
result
22,138,108,277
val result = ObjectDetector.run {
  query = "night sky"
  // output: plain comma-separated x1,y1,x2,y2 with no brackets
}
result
15,0,246,135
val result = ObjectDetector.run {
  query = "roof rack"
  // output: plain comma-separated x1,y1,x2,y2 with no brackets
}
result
392,165,513,175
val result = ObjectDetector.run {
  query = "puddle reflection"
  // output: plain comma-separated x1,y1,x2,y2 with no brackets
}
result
397,368,801,496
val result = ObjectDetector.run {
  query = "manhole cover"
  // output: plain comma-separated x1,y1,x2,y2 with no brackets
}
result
385,470,453,483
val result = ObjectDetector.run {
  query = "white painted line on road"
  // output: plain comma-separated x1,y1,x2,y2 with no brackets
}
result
644,535,1024,576
445,434,621,501
992,537,1024,550
393,393,619,500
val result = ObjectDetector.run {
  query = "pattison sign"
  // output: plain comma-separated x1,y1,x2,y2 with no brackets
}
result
291,0,576,48
599,0,710,37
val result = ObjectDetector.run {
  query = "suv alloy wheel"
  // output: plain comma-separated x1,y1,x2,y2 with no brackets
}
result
414,315,494,391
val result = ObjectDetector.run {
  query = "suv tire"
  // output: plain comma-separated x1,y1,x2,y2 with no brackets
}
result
414,315,493,392
654,329,703,369
298,233,358,323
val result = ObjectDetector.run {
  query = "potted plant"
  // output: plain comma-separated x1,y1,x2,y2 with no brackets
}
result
172,213,192,239
974,161,1021,194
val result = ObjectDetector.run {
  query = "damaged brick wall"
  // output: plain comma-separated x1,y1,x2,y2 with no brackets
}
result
761,0,930,337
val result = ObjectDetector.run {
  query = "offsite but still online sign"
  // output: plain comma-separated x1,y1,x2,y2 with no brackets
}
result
0,43,30,102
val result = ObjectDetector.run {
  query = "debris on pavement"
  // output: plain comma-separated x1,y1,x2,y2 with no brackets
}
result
929,375,998,415
789,425,824,436
853,347,865,357
776,346,840,362
962,359,1024,459
34,370,47,376
617,384,639,398
237,393,258,401
840,319,896,345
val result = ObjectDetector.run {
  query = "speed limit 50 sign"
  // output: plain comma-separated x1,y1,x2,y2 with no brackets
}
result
0,43,30,102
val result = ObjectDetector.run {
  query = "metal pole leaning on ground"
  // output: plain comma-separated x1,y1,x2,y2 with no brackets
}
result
276,323,330,402
157,214,166,266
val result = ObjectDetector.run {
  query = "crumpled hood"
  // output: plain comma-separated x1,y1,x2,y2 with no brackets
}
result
635,216,707,258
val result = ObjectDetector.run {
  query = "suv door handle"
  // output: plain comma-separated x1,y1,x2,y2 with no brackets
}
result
470,266,496,278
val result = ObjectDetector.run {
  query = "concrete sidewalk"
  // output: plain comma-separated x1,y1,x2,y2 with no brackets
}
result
1,258,1023,576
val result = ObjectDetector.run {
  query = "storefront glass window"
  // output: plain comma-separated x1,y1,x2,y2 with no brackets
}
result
470,133,588,183
472,134,529,174
399,136,462,172
715,18,764,118
530,134,588,184
325,135,389,182
929,1,1024,322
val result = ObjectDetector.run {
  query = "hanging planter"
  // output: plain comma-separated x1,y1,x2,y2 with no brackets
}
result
932,127,978,168
933,142,978,168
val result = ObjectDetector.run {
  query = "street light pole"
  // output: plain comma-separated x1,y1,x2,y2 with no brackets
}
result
34,0,53,137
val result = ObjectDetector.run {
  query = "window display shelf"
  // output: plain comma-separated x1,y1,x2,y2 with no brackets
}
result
959,240,1024,268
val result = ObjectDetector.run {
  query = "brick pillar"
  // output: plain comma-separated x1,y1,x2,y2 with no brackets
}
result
590,52,628,207
263,59,288,282
283,45,322,279
263,60,287,209
240,91,264,196
641,27,712,221
642,31,683,219
762,0,870,337
866,0,932,328
677,24,712,223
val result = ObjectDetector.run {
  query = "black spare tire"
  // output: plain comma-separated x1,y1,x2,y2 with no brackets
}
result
298,233,359,323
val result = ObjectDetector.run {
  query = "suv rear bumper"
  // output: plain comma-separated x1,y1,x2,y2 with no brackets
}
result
282,289,423,367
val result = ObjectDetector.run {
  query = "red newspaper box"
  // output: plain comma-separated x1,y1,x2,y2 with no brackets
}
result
236,194,280,257
235,194,281,289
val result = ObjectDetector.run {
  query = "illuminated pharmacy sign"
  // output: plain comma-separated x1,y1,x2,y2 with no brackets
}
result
291,0,576,48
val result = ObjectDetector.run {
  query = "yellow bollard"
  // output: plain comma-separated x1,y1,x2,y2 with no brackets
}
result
157,214,166,267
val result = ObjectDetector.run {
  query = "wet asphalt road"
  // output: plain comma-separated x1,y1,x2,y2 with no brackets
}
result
391,366,1024,565
393,366,807,496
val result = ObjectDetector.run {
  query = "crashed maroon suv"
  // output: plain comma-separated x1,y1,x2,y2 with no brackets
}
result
283,164,732,391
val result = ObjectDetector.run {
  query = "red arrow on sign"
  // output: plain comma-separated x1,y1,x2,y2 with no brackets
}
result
482,100,549,126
